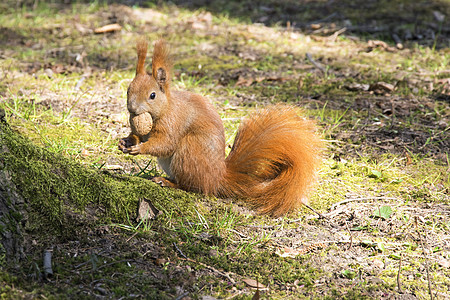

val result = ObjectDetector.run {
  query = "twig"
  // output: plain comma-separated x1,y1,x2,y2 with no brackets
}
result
230,229,248,238
397,253,403,294
302,203,341,229
328,27,347,42
345,221,353,250
303,203,328,220
186,257,235,284
126,231,139,243
173,242,187,259
330,197,399,211
414,217,433,300
173,242,235,284
306,53,326,74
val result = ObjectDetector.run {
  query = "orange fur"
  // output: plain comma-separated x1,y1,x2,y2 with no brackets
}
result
151,40,172,95
120,39,323,217
219,105,323,216
135,39,148,75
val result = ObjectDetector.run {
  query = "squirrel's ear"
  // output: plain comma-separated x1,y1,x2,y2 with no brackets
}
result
156,67,167,91
152,39,172,92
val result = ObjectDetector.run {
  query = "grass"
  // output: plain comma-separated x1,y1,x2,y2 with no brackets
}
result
0,0,449,299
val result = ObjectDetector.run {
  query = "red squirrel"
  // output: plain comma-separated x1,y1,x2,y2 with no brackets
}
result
119,39,323,216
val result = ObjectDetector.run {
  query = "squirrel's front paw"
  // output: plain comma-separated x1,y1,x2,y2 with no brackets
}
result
118,138,132,152
128,144,141,155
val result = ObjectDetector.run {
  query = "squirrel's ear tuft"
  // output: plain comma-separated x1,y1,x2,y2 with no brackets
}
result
152,39,172,92
136,38,148,75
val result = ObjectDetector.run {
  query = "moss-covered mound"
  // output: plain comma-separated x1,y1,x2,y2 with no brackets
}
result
0,111,196,246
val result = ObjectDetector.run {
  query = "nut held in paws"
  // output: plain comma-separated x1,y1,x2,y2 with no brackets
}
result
130,112,153,136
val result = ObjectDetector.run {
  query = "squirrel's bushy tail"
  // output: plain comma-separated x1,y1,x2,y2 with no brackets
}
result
220,105,323,217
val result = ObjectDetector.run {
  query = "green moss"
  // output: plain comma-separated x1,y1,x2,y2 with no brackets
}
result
0,120,198,238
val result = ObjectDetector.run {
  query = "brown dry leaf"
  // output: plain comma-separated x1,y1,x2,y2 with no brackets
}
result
243,278,266,289
155,258,166,266
238,52,257,61
51,64,65,74
136,198,159,221
367,40,397,52
74,23,92,34
275,247,301,258
435,78,450,96
94,23,122,34
235,76,255,87
369,82,395,95
310,35,326,42
265,76,289,82
345,83,370,91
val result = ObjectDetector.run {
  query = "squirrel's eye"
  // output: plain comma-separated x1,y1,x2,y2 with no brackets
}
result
149,92,156,100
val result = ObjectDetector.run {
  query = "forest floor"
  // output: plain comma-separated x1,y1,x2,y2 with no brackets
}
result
0,0,449,299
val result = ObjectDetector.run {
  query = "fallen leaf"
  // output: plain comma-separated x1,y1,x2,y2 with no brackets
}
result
371,259,384,269
369,169,383,179
389,253,401,260
136,198,159,221
437,258,449,268
275,247,301,258
243,278,266,289
345,83,370,91
367,40,397,52
369,82,395,95
372,206,392,220
341,269,357,279
155,258,166,266
74,23,92,34
235,76,255,87
94,23,122,34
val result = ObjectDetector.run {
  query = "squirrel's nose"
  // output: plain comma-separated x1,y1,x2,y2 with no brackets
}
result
127,100,147,116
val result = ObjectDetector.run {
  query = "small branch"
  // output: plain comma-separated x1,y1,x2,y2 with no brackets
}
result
330,197,398,211
173,242,235,284
306,53,326,75
303,203,328,220
173,242,187,259
414,217,433,300
303,203,339,229
186,257,235,284
328,27,347,42
397,252,403,294
345,221,353,250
